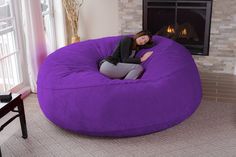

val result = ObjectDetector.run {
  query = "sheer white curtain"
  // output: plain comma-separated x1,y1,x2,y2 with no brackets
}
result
21,0,47,93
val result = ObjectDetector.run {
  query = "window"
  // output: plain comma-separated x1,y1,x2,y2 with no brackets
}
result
41,0,56,53
0,0,23,92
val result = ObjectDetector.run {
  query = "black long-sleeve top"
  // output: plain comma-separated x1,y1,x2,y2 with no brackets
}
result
104,37,141,65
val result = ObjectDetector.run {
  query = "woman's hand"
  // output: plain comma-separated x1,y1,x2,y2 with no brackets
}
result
140,51,153,62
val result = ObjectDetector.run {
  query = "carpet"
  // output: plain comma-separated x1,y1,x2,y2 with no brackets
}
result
1,94,236,157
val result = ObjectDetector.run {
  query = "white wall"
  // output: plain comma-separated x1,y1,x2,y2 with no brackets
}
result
79,0,120,40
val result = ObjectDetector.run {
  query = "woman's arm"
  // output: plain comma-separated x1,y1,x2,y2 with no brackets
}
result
140,51,153,62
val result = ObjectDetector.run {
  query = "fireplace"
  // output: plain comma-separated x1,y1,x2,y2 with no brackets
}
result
143,0,213,55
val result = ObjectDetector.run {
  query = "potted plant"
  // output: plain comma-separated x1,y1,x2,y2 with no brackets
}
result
62,0,84,43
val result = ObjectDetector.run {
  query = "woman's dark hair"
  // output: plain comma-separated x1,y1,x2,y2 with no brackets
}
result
132,30,154,50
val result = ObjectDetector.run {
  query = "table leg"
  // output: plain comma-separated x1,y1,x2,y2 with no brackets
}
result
18,99,28,139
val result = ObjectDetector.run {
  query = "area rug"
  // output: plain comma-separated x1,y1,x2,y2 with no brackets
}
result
1,94,236,157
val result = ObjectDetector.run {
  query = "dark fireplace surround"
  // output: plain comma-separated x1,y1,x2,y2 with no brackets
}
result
143,0,213,55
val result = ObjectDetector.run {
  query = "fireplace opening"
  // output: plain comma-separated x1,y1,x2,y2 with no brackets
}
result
143,0,213,55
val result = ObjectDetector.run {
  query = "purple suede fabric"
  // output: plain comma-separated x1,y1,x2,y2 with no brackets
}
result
37,35,202,137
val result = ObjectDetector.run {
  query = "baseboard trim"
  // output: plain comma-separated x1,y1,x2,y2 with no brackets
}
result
17,86,31,99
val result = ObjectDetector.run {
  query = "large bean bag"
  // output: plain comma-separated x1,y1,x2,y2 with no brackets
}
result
37,35,202,137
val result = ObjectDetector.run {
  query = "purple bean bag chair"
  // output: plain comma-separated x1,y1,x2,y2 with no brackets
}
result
37,35,202,137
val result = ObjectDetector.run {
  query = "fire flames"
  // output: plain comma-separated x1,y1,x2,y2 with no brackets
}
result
167,25,175,34
157,23,198,41
180,28,187,36
166,25,188,37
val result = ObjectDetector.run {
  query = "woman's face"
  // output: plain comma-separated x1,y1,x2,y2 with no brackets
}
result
136,35,150,46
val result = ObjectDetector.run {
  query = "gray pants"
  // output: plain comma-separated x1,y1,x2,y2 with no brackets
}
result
99,61,144,80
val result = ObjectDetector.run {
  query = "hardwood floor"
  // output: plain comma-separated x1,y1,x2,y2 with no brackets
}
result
200,72,236,103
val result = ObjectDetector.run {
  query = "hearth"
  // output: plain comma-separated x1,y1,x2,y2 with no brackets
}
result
143,0,213,55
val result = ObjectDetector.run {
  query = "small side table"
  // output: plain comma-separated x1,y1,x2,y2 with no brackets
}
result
0,94,28,156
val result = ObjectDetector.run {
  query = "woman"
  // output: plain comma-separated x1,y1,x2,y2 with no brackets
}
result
99,30,154,80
